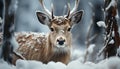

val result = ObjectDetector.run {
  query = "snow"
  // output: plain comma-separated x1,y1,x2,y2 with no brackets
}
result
97,21,106,28
0,59,16,69
0,55,120,69
109,39,114,44
112,31,115,37
87,44,95,54
107,57,120,69
71,49,85,61
46,62,66,69
17,57,120,69
0,0,120,69
16,59,45,69
34,49,39,51
15,32,47,38
16,60,66,69
117,46,120,56
115,10,119,19
9,36,19,51
105,0,116,11
8,0,18,15
0,17,2,23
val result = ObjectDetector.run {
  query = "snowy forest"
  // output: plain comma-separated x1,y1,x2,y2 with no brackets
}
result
0,0,120,69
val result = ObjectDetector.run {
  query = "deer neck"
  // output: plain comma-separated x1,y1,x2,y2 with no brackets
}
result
46,33,71,64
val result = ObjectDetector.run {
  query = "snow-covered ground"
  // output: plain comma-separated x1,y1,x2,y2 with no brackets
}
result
0,0,120,69
0,49,120,69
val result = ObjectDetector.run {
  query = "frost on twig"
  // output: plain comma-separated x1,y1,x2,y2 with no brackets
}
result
84,14,98,63
84,2,104,62
98,0,120,58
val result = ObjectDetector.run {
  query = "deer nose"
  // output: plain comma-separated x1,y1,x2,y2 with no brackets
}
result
57,39,65,45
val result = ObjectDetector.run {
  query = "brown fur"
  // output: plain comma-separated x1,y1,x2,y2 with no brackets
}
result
11,17,72,64
11,27,71,64
1,0,83,65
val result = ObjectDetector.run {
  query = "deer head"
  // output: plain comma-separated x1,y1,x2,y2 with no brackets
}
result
36,0,83,53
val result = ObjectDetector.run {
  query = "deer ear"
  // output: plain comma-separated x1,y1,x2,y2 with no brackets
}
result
70,10,84,25
36,11,51,25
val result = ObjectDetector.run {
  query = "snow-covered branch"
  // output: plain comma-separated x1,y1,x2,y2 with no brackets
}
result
98,0,120,58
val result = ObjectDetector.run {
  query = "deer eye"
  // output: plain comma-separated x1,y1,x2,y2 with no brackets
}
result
50,28,54,31
67,28,71,31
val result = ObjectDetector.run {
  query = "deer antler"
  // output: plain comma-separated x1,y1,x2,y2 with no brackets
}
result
66,0,80,18
51,3,54,19
39,0,80,19
66,3,70,18
70,0,80,14
39,0,54,18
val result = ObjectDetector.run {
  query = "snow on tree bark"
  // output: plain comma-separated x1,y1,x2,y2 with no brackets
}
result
0,0,19,64
104,0,120,58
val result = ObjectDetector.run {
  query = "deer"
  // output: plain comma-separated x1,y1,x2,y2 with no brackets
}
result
1,0,83,65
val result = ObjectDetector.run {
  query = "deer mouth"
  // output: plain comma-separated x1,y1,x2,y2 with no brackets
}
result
53,44,70,54
56,44,66,48
53,43,68,50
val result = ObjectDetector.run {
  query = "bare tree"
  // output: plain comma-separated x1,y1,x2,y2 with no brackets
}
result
98,0,120,58
0,0,21,64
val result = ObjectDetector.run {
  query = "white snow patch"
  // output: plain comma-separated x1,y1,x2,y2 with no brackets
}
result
87,44,95,54
34,49,38,51
9,36,19,51
107,33,111,38
16,59,66,69
8,0,18,15
96,53,104,62
0,46,120,69
117,46,120,56
67,60,93,69
107,57,120,69
112,31,115,37
0,56,120,69
109,39,114,44
97,21,106,28
115,10,119,19
94,59,108,69
71,49,85,61
16,32,47,38
106,0,116,11
16,59,45,69
46,61,66,69
0,59,16,69
0,46,2,58
0,17,2,23
67,57,120,69
9,24,14,33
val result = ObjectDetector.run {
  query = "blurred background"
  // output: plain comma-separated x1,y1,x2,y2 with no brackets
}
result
0,0,120,62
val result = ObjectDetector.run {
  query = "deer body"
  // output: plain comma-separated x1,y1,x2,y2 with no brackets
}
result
12,0,83,65
12,32,71,64
12,18,72,64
